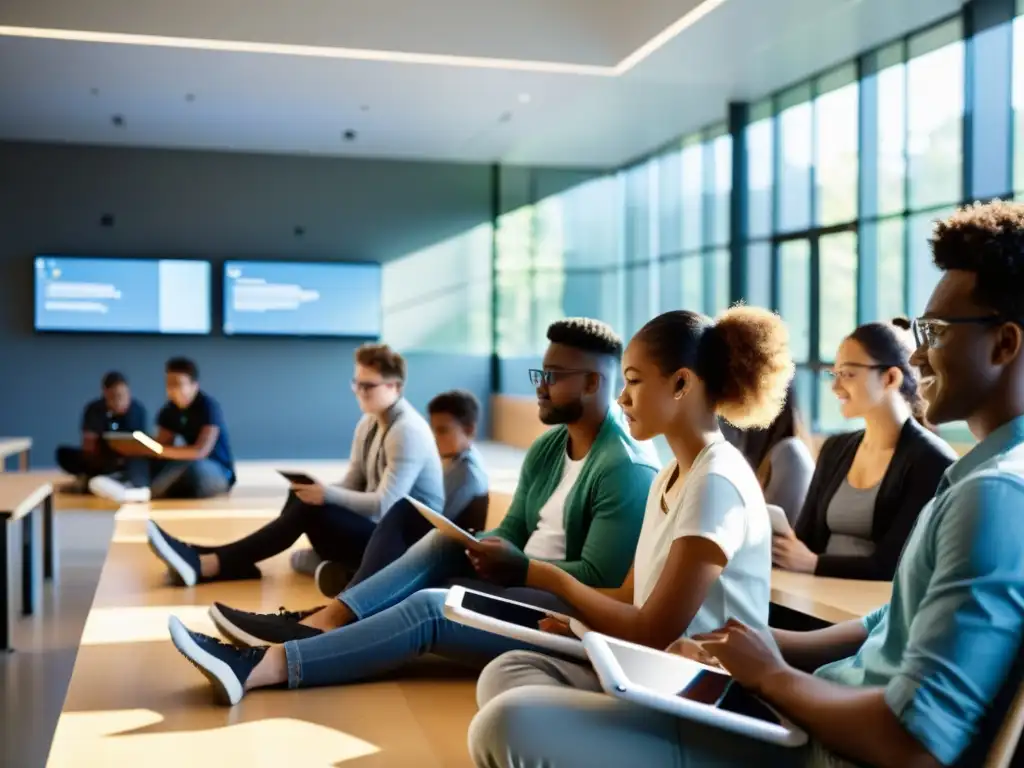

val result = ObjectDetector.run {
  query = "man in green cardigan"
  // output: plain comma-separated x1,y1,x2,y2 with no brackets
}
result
195,318,662,661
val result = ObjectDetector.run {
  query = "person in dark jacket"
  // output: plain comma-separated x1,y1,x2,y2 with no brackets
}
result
772,320,956,581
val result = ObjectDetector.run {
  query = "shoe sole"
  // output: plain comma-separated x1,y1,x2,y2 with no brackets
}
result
314,561,350,598
168,616,243,706
88,477,126,503
208,603,271,648
147,520,198,587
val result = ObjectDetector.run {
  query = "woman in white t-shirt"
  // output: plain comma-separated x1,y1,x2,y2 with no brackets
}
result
467,305,795,768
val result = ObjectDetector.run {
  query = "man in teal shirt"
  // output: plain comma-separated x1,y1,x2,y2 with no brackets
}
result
467,201,1024,768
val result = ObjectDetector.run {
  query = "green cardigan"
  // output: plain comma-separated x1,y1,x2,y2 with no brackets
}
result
488,407,660,588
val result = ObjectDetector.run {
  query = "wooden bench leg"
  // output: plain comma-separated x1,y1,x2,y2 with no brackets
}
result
0,522,11,651
43,494,56,581
18,449,29,472
21,509,42,617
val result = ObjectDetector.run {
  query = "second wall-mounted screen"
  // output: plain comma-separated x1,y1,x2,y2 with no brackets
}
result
223,261,381,338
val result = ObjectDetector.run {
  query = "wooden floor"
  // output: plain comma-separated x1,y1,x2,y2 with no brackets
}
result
41,445,528,768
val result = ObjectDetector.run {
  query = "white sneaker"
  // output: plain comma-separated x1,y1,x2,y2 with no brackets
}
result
89,475,151,504
289,547,322,576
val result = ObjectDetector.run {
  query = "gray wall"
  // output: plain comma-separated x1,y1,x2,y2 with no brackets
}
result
0,141,494,465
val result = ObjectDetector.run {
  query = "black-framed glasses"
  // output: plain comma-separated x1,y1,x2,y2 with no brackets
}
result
823,363,889,382
528,369,595,387
911,315,1013,349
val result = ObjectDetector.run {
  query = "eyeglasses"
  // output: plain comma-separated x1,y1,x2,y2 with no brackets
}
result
528,369,595,387
823,363,889,382
911,315,1015,349
351,378,389,393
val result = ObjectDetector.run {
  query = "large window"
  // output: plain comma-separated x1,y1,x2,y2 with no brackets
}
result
907,21,964,211
815,65,859,227
488,9,988,445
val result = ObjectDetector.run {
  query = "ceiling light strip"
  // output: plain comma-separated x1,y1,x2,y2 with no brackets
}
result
0,1,728,76
614,0,730,73
0,25,615,76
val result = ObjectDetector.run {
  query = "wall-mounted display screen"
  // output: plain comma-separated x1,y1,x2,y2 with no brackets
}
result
222,260,381,338
34,256,211,335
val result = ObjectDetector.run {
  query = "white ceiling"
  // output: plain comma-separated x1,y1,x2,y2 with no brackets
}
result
0,0,964,167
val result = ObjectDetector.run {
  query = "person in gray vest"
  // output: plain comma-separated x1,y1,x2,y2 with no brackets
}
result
145,343,444,588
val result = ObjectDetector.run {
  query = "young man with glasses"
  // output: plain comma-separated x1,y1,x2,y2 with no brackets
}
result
163,318,659,700
146,343,444,588
471,201,1024,768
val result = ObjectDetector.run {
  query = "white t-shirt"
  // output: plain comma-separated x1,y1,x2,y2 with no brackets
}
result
522,454,585,559
632,440,771,637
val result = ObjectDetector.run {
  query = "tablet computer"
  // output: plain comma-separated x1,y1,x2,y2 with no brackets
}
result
406,496,483,551
443,585,588,660
277,470,316,486
767,504,793,537
103,431,165,457
584,633,807,747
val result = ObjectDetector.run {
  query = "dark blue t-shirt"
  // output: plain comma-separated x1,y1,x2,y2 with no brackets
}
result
82,398,148,436
157,390,235,483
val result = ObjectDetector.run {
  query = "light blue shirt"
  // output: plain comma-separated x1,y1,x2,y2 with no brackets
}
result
814,415,1024,765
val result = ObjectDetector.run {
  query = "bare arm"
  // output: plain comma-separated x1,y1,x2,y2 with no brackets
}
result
596,566,634,604
529,536,727,649
772,619,869,672
160,426,220,460
761,671,938,768
156,427,176,446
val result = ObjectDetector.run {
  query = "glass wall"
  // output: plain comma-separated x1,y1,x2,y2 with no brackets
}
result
484,2,1014,440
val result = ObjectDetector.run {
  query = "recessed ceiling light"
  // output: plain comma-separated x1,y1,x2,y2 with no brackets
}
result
518,93,531,104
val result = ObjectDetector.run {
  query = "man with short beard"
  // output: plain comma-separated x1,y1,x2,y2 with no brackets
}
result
188,317,661,669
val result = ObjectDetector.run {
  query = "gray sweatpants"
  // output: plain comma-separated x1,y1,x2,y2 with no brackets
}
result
470,650,852,768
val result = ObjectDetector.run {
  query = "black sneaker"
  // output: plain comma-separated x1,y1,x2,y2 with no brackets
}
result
208,602,325,647
314,560,353,598
147,520,202,586
168,615,268,706
147,521,262,587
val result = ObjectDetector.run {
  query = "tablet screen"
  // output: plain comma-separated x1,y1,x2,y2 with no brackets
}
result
677,672,780,725
717,683,782,726
461,591,549,629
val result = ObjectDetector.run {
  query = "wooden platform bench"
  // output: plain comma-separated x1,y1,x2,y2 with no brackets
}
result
0,474,56,650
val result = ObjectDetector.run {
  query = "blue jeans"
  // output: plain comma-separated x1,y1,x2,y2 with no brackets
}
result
281,530,571,688
145,459,232,499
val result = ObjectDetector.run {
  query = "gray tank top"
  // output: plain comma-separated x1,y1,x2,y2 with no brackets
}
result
825,479,879,557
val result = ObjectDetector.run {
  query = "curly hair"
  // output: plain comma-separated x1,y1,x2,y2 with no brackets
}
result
547,318,623,358
931,201,1024,318
634,306,795,429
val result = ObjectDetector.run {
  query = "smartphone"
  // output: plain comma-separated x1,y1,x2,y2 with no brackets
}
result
277,470,316,486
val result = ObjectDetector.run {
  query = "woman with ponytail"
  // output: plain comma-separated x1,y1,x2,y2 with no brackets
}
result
469,306,795,767
773,320,956,581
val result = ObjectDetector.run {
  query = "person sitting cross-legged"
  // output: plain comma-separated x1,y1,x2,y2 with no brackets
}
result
165,317,660,703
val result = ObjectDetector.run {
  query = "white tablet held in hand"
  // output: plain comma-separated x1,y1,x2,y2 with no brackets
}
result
767,504,793,537
584,633,807,747
406,495,483,551
103,430,164,456
443,585,588,660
